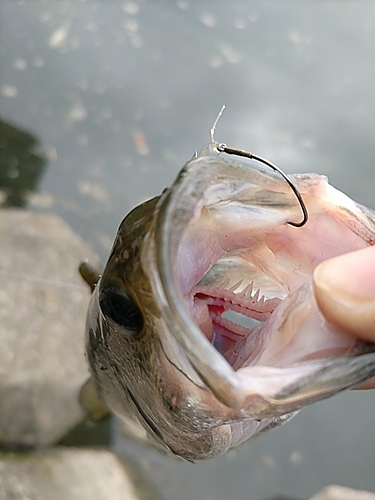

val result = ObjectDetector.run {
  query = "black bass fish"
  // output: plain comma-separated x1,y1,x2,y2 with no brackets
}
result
83,128,375,461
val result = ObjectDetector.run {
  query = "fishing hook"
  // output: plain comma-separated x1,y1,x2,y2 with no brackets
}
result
209,105,308,228
216,143,308,228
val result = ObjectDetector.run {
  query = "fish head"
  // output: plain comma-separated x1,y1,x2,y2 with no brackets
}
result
86,146,375,461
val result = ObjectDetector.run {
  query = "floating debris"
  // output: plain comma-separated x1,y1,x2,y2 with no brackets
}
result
132,129,149,156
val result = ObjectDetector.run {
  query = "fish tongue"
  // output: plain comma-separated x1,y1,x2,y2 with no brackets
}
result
236,282,375,415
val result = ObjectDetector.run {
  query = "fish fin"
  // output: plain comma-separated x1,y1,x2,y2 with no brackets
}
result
79,260,101,292
79,377,111,422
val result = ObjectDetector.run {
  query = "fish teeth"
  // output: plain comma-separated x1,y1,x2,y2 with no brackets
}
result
242,282,253,299
252,289,260,302
228,280,243,293
218,278,230,290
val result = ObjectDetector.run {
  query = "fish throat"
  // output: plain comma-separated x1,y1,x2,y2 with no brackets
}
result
192,272,282,368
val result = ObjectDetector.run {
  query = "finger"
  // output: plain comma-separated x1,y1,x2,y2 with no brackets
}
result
313,245,375,342
354,377,375,390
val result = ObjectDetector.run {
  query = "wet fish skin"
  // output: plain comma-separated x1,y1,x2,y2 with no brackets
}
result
84,146,375,461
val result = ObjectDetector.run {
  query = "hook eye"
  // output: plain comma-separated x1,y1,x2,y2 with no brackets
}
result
216,143,308,228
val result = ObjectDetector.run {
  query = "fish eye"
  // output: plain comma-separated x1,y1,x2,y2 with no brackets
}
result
99,284,144,336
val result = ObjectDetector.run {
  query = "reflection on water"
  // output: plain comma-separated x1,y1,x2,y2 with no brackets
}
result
0,119,46,207
1,1,375,499
112,390,375,500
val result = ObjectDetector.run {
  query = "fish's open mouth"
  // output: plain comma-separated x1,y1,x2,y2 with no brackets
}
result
175,184,361,379
153,154,375,410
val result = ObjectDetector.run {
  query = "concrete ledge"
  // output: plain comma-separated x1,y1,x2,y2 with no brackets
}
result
0,209,98,447
0,448,150,500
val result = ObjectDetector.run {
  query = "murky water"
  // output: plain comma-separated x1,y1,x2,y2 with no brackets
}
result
1,2,375,499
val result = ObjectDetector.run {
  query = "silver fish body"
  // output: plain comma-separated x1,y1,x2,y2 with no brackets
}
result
85,145,375,461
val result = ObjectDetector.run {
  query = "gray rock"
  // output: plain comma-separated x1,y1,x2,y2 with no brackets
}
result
309,485,375,500
0,209,98,447
0,447,153,500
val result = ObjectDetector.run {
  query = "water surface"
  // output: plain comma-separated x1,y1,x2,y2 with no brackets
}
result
1,2,375,499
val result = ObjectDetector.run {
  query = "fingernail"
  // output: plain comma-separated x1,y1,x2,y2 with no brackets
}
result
313,246,375,340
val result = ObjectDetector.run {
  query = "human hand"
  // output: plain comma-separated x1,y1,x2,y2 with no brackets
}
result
313,245,375,389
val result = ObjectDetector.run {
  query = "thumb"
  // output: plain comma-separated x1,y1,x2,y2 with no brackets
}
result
313,245,375,342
